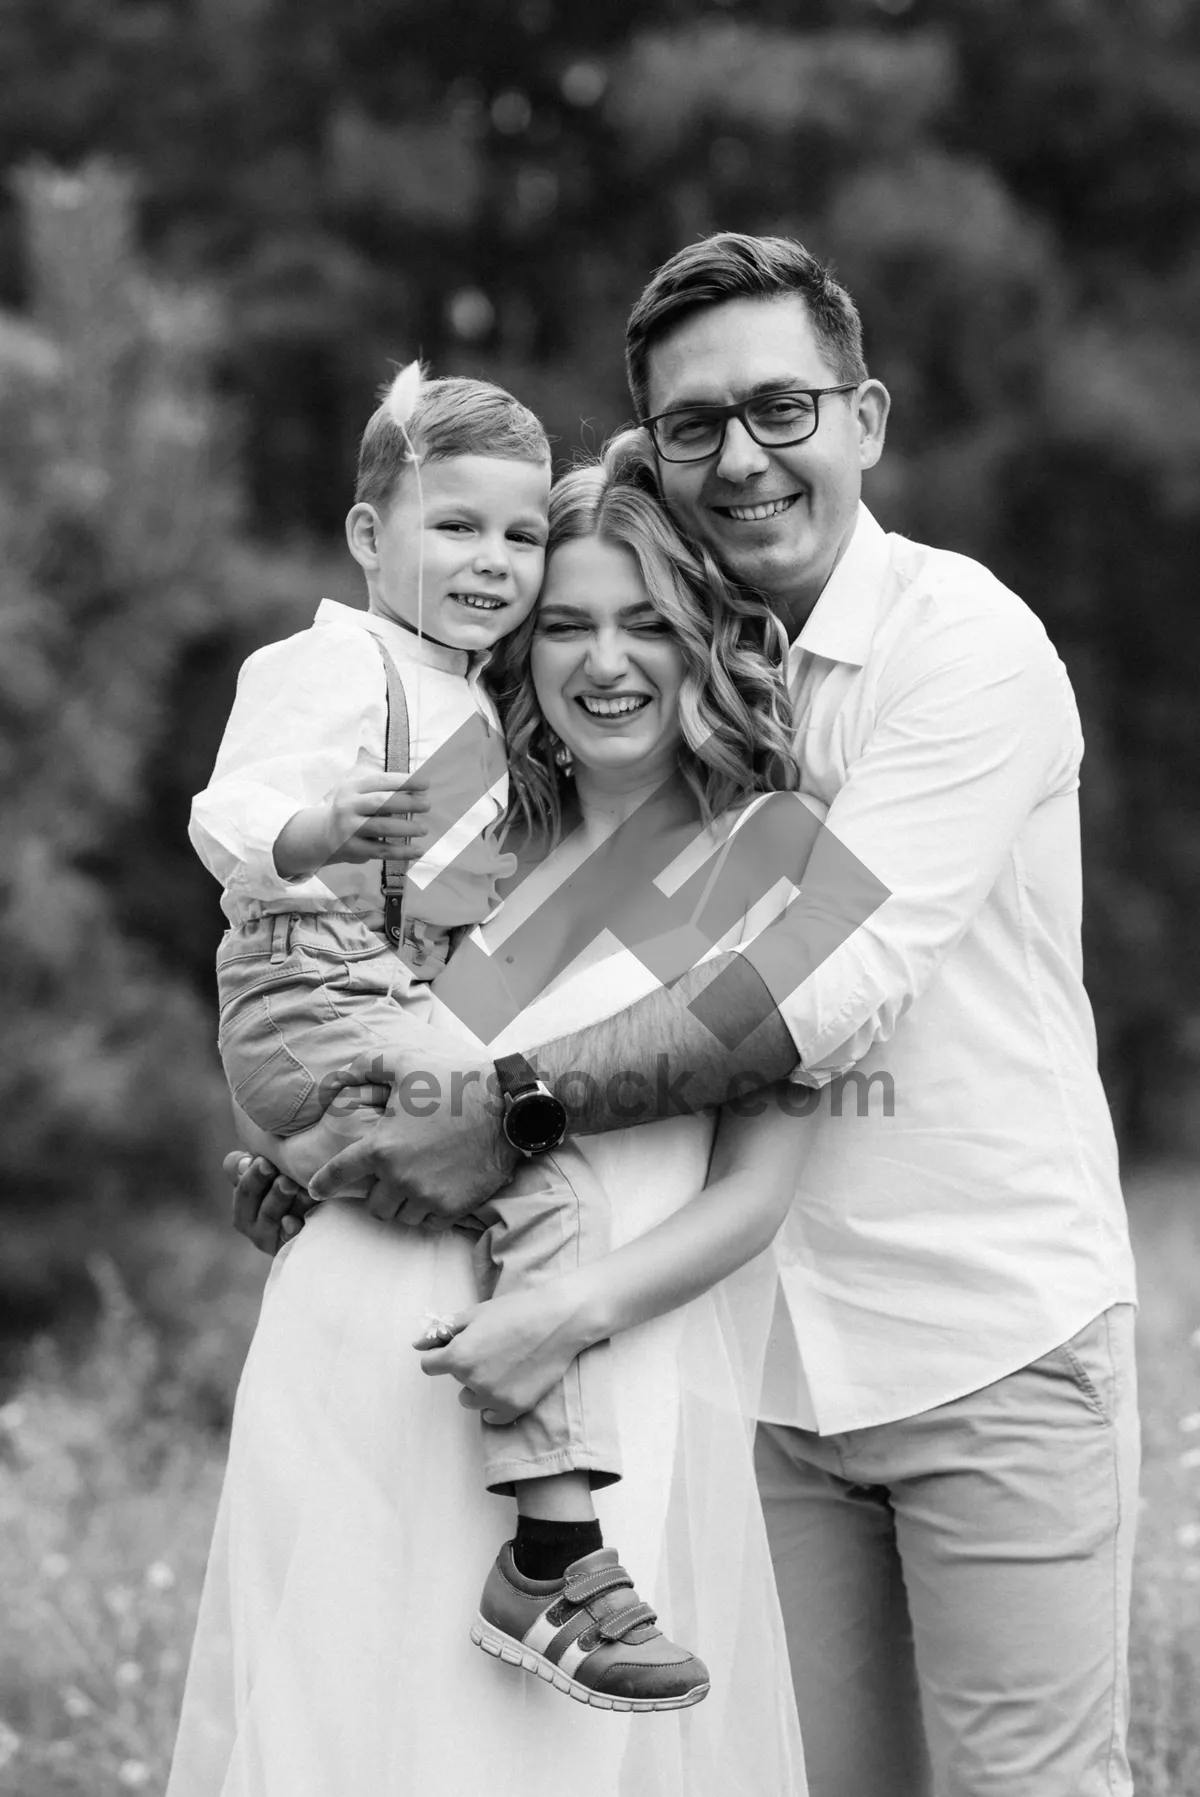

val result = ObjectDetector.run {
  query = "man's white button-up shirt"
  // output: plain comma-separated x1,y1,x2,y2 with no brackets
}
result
759,505,1136,1434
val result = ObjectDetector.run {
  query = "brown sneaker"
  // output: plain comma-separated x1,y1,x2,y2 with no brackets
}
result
473,1544,709,1713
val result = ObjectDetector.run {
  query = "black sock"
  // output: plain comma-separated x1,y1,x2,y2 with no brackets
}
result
512,1514,604,1581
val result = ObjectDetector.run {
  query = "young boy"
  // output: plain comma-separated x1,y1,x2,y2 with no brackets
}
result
189,370,708,1712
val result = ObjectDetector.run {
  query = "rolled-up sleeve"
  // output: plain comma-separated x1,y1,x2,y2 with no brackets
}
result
189,627,383,907
744,592,1083,1084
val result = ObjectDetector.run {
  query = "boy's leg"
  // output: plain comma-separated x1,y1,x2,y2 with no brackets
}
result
470,1151,613,1573
216,910,437,1186
503,1471,604,1582
426,1141,710,1709
470,1145,623,1499
468,1149,709,1710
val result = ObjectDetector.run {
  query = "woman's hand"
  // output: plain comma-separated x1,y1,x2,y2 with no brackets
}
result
225,1151,314,1257
413,1284,586,1425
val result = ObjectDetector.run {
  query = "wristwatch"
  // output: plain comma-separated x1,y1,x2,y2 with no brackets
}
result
494,1053,569,1158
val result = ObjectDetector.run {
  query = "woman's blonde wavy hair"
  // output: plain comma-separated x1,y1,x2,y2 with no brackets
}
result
492,430,801,842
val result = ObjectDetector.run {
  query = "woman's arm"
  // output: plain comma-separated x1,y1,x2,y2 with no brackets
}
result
573,1094,802,1341
418,1092,805,1421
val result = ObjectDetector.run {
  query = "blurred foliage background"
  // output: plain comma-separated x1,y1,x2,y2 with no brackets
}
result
1,0,1198,1338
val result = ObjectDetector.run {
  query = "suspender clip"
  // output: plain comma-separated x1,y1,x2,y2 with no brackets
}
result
383,892,406,949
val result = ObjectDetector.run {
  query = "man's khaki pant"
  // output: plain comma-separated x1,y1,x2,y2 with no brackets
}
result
755,1305,1139,1797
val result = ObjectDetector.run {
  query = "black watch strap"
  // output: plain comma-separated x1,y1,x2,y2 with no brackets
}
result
494,1051,541,1100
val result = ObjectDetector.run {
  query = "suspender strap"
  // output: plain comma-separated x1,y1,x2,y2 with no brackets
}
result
369,634,411,949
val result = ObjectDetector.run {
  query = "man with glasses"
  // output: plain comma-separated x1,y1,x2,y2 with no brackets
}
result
646,383,862,458
619,241,1137,1797
250,233,1138,1796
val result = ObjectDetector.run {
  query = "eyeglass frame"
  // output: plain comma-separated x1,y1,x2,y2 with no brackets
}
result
639,383,863,464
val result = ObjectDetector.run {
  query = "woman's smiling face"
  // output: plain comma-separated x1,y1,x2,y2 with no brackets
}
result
530,535,686,785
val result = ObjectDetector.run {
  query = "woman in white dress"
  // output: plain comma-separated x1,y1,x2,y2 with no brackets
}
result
167,436,815,1797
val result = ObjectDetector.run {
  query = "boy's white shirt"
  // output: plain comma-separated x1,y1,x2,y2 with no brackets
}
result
189,599,506,931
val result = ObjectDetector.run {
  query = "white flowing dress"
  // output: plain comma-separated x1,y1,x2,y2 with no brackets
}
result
167,849,808,1797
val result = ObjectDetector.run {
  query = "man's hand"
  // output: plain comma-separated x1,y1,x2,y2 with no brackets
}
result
224,1151,315,1256
309,1046,520,1225
273,771,429,879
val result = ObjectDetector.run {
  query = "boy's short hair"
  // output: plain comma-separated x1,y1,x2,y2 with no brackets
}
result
625,232,868,421
355,374,550,512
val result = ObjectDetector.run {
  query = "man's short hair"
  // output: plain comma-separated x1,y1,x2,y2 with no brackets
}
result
355,375,550,512
625,233,868,421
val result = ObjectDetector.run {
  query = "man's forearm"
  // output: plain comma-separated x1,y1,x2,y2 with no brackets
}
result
528,952,798,1134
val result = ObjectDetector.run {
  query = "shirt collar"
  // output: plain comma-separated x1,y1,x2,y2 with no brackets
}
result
789,504,892,675
315,597,480,678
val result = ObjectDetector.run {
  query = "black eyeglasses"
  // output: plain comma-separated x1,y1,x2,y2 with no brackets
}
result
641,384,861,464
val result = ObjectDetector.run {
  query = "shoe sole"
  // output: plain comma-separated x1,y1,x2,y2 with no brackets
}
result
471,1614,710,1713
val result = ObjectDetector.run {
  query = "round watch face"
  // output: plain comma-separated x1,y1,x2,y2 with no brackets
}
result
505,1091,567,1154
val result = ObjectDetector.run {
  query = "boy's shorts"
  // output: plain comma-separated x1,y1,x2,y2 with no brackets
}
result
216,908,621,1492
217,909,434,1137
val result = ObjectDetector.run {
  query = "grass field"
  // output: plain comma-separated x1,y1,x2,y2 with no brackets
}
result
0,1164,1197,1796
1123,1164,1200,1797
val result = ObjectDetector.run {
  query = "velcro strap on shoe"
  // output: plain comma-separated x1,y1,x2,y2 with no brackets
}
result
597,1601,658,1643
543,1604,602,1665
562,1563,635,1606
